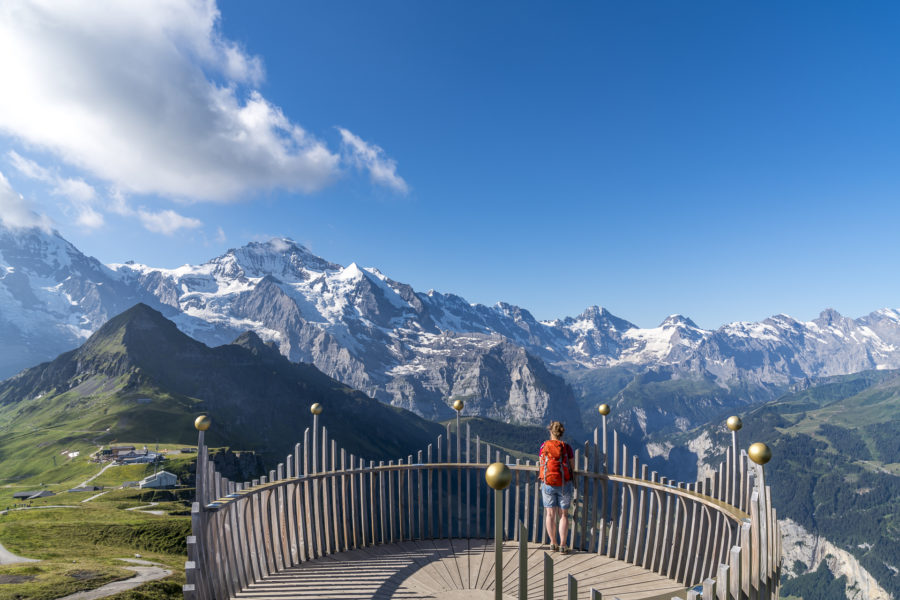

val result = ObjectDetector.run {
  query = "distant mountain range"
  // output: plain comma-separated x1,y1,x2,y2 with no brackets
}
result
2,224,900,434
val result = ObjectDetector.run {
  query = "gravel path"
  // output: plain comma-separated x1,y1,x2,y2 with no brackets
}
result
77,462,116,488
52,558,172,600
0,539,38,564
124,502,165,516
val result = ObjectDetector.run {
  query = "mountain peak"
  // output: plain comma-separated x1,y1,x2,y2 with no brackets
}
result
660,314,699,329
231,330,283,362
212,238,341,280
816,308,845,327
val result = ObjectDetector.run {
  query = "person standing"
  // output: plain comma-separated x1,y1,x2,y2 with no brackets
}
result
538,421,575,552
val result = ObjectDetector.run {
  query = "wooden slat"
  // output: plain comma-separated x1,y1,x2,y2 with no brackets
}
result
514,458,521,542
348,454,358,549
417,451,424,540
437,435,444,539
340,450,350,551
367,459,376,546
730,544,742,600
330,440,340,552
750,489,760,597
740,521,751,599
532,480,541,544
475,438,482,538
466,423,472,539
397,459,405,541
427,444,434,539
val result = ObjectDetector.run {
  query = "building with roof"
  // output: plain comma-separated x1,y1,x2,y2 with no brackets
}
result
139,470,177,489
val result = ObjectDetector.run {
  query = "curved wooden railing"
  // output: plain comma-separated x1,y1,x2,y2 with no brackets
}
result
183,421,780,600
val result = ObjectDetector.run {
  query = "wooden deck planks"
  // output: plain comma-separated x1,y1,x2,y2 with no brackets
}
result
234,540,687,600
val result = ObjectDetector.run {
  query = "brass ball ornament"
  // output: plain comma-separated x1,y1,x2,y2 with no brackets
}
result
194,415,211,431
726,416,743,431
748,442,772,465
310,403,323,416
485,462,512,490
452,399,465,412
598,403,611,416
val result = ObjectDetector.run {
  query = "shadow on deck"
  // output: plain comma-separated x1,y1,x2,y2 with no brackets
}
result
234,539,688,600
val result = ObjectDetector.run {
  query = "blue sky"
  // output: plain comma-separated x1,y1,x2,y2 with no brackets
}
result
1,1,899,329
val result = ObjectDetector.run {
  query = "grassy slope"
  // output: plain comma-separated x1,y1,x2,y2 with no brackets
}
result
0,460,190,600
699,370,900,598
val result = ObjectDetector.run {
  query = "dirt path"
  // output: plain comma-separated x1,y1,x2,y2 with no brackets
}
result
77,462,116,488
81,491,109,503
0,539,38,565
52,558,172,600
124,502,164,516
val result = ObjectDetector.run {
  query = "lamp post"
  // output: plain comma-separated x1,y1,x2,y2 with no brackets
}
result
452,399,465,538
748,441,773,598
486,462,512,600
748,442,772,490
726,416,742,506
311,403,323,474
452,398,464,457
194,415,211,505
598,404,610,470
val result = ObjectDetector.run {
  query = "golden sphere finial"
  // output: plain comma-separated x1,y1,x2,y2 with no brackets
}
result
598,403,611,416
485,462,512,490
748,442,772,465
452,398,464,412
310,403,323,416
194,415,211,431
726,416,743,431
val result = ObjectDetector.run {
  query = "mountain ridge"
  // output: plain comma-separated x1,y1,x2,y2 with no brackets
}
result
0,303,447,482
2,224,900,434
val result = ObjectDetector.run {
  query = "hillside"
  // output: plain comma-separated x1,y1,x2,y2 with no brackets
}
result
0,303,444,484
660,370,900,599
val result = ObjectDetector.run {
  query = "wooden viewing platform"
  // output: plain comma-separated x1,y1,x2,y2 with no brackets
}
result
234,539,687,600
184,411,781,600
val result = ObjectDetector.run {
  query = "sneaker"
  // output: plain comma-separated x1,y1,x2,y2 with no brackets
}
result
551,544,559,552
560,546,569,555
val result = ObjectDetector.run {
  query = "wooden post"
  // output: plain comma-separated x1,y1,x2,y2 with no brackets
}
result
495,487,504,600
476,438,482,537
567,574,578,600
437,435,444,538
543,552,554,600
717,563,731,600
466,423,471,538
731,428,739,507
703,578,716,600
417,450,424,540
730,544,742,600
519,520,528,600
427,444,434,539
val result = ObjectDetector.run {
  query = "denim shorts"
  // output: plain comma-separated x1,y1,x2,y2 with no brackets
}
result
541,481,573,509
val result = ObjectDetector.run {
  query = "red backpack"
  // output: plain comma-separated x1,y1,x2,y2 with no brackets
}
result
539,440,572,487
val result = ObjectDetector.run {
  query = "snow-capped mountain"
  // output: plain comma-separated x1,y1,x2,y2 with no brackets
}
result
2,224,900,431
0,226,154,377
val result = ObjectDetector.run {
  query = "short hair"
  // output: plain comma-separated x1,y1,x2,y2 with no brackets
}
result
548,421,565,438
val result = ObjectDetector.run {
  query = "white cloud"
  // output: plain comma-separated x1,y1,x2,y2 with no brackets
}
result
7,151,103,230
0,170,52,231
0,0,345,201
7,151,53,182
215,226,226,243
338,128,409,194
108,189,135,217
138,208,203,235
